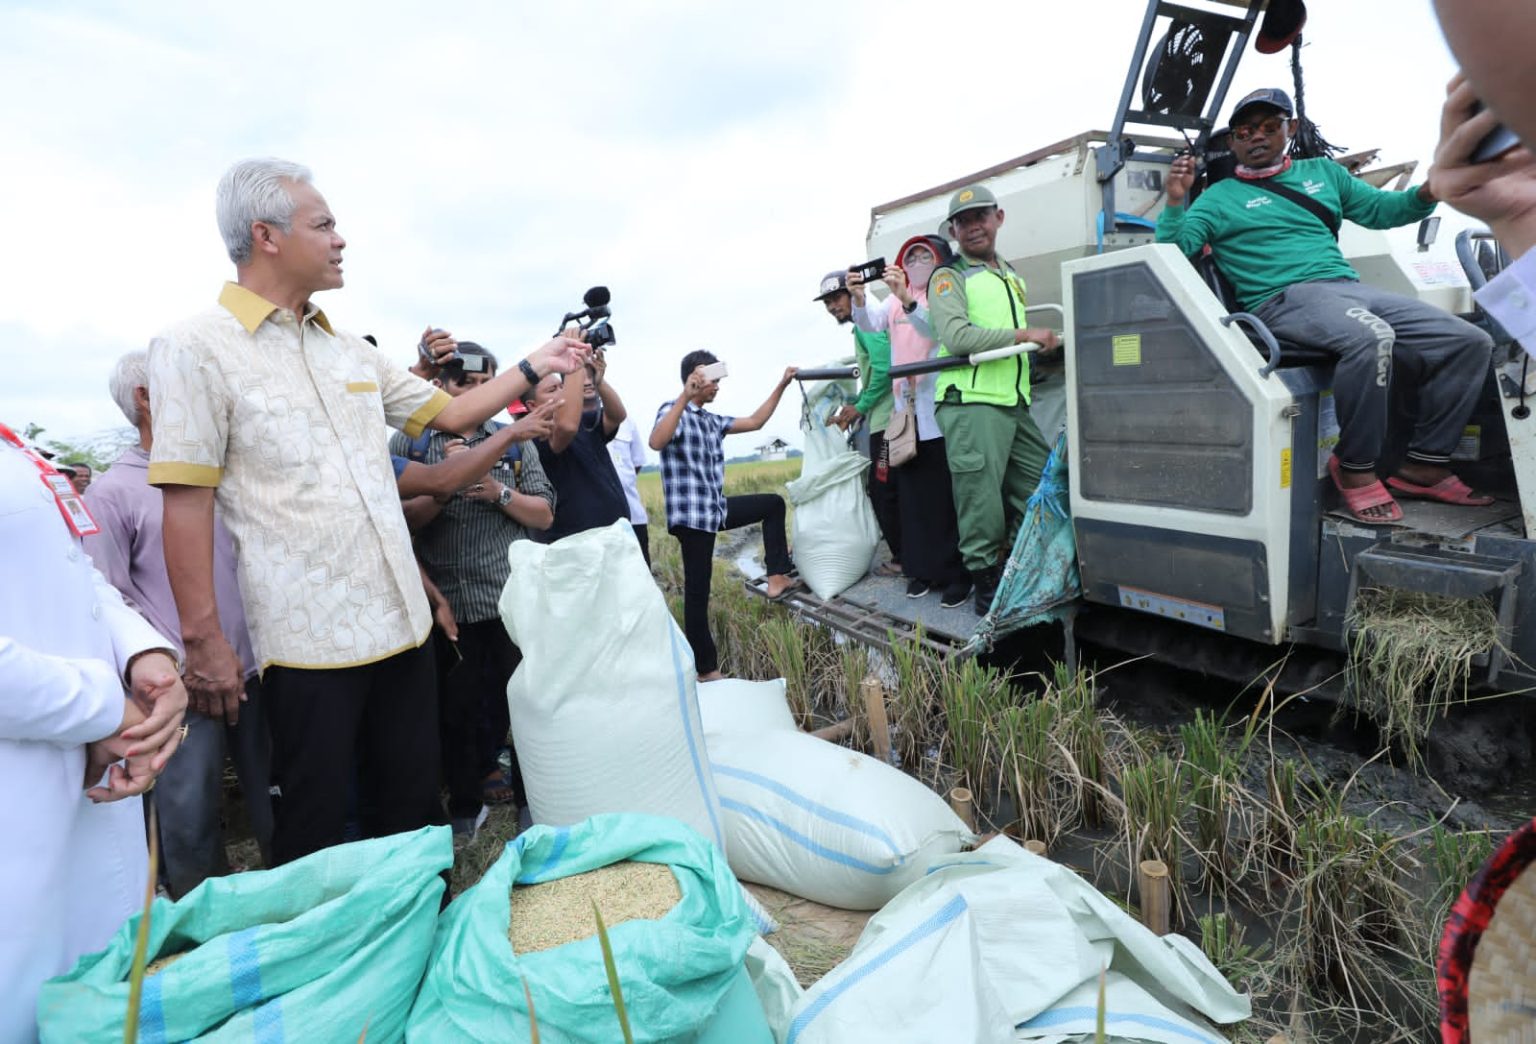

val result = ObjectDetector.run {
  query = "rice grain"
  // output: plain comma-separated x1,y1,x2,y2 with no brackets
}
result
509,861,680,954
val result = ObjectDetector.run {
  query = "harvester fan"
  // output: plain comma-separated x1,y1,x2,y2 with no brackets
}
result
1141,20,1228,119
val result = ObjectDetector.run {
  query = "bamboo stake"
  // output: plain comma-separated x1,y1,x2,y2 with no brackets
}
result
948,787,976,831
861,675,892,763
1137,859,1172,936
810,719,855,743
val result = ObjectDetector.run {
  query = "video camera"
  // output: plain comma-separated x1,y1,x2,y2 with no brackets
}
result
557,286,616,350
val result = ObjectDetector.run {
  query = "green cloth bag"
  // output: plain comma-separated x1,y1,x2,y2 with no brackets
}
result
408,813,770,1043
39,825,452,1044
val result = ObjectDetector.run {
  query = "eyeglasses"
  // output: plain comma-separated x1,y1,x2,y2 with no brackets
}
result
1231,115,1288,141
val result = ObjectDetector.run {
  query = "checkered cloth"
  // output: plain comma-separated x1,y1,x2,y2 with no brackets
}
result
655,401,735,532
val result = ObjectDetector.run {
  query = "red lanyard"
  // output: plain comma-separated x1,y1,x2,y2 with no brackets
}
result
0,422,100,537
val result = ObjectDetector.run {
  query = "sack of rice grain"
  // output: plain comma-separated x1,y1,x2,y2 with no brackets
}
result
700,679,975,911
408,813,774,1043
38,826,452,1043
498,521,727,852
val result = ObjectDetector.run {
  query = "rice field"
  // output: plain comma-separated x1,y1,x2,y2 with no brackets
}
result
210,456,1511,1041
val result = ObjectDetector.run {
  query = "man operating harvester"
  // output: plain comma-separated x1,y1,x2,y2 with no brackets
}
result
1159,88,1494,524
929,184,1062,614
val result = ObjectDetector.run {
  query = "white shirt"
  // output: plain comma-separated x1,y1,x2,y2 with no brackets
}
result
1476,247,1536,354
606,415,649,525
0,442,169,1041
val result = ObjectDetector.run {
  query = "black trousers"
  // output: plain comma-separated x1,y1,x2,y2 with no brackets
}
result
263,641,446,865
438,619,523,819
672,493,792,676
897,436,968,587
867,429,903,561
632,522,651,569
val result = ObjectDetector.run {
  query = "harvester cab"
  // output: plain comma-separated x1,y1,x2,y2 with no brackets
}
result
857,0,1536,695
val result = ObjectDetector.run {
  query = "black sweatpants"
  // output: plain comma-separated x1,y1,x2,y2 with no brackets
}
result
867,429,903,562
1253,279,1494,471
438,619,523,820
263,641,446,865
672,493,793,676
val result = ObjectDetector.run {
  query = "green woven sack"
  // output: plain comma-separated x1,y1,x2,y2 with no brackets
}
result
39,826,452,1043
408,813,770,1043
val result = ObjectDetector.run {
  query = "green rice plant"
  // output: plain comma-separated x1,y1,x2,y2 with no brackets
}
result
1287,807,1417,1016
886,630,940,771
760,616,814,726
1180,710,1243,888
833,641,871,735
993,697,1064,845
1262,756,1301,884
1197,912,1268,989
592,903,634,1044
1049,661,1111,830
1345,587,1501,763
1426,823,1495,932
938,657,1010,799
123,802,161,1044
1118,753,1188,900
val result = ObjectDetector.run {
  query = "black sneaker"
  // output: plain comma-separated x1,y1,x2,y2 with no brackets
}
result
939,579,973,608
905,578,932,598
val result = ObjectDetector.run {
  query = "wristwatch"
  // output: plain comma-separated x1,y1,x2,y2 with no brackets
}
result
517,358,540,386
902,299,918,314
496,484,513,507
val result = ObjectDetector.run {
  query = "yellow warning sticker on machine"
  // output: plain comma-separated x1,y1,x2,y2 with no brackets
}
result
1112,334,1142,366
1280,448,1292,488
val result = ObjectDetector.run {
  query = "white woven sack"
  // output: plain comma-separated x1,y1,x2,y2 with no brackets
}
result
697,678,796,740
705,717,972,909
787,385,879,599
499,521,726,852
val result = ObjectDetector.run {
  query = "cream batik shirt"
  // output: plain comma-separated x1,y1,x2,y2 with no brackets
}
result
148,283,451,671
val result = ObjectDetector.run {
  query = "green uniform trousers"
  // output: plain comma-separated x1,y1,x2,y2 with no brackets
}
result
935,397,1050,572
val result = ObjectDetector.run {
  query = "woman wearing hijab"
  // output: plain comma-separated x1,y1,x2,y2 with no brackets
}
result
851,235,971,608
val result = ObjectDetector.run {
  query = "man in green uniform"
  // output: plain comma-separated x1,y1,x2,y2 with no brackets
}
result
928,185,1062,613
818,270,902,576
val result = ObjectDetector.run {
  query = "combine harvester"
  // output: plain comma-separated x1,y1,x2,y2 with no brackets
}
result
750,0,1535,751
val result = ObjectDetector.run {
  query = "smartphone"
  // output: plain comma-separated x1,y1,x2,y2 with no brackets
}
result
1471,102,1522,163
417,327,454,363
852,257,886,284
700,361,729,382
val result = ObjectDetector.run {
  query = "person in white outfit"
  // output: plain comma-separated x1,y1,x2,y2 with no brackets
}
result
606,413,652,567
0,425,188,1041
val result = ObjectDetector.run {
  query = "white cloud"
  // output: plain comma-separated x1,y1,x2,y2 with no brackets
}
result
0,0,1467,451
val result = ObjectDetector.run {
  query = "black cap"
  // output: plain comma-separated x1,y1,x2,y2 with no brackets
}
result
1230,87,1294,124
814,270,849,302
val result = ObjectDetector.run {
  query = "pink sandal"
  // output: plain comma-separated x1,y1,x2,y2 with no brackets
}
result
1327,456,1403,523
1385,473,1494,507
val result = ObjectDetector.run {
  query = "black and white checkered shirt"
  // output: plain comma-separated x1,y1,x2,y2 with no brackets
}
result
655,401,735,532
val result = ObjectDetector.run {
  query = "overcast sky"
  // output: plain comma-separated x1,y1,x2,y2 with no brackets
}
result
0,0,1464,458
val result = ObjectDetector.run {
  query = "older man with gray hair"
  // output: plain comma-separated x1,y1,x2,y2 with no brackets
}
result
84,350,273,891
148,157,589,864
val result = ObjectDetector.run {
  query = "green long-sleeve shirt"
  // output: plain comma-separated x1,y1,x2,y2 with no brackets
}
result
852,326,892,433
1156,157,1436,310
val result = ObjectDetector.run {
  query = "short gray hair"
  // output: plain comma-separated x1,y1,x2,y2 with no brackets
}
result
109,349,149,426
216,157,314,264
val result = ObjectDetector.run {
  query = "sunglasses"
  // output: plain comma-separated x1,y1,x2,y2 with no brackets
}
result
1231,115,1289,141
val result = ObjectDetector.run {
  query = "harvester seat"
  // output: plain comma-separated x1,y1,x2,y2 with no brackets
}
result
1193,251,1335,370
